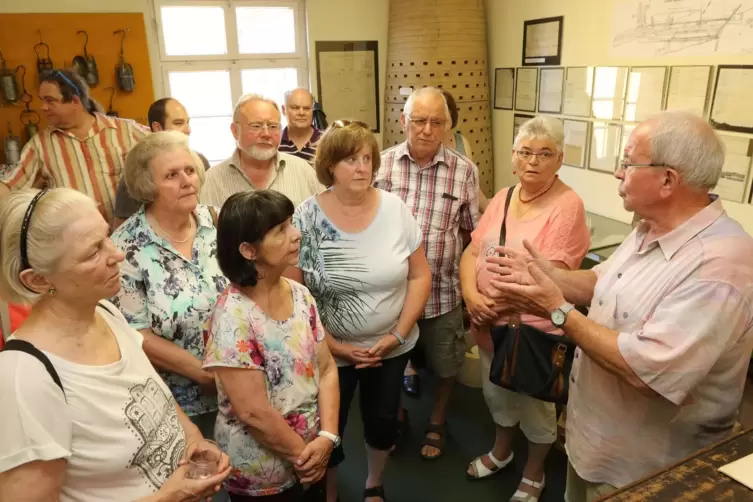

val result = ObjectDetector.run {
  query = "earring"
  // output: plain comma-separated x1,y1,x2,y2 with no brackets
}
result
513,170,517,174
48,287,56,296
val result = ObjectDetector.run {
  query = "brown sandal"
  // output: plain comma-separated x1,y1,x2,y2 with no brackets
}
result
421,423,446,460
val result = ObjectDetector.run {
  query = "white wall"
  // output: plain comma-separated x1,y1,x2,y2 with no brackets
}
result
305,0,390,146
486,0,753,233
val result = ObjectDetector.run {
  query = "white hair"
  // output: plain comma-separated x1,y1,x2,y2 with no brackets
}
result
0,188,97,304
513,116,564,152
233,93,280,121
646,111,723,191
124,131,206,203
403,87,452,130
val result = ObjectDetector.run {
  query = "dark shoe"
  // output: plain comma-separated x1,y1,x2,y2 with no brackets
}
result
403,374,420,397
421,423,446,461
364,486,386,501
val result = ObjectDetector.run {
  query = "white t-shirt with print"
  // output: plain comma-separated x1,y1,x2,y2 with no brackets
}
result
294,189,422,366
0,301,186,502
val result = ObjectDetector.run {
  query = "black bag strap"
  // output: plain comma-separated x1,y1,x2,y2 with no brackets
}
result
0,302,117,399
2,339,65,397
498,186,516,248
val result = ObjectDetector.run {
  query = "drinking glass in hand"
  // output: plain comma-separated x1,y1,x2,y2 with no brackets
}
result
185,440,222,480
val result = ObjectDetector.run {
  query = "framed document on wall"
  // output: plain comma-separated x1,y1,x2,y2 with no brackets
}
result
710,65,753,134
514,67,538,112
563,119,590,168
588,121,622,174
665,65,712,117
522,16,564,66
538,67,565,114
494,67,515,110
563,66,594,118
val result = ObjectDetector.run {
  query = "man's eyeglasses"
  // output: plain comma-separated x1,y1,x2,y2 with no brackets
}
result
617,159,666,171
240,122,282,134
514,150,556,161
332,119,370,129
407,117,446,129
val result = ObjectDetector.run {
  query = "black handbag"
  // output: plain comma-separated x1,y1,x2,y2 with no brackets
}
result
488,187,576,405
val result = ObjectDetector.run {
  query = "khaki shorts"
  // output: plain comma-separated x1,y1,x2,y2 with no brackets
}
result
415,306,465,379
564,462,618,502
479,347,557,444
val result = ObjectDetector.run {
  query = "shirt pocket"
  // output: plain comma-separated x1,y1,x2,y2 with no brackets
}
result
428,192,460,232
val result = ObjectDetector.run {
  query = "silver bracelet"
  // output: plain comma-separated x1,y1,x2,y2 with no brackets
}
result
392,330,406,345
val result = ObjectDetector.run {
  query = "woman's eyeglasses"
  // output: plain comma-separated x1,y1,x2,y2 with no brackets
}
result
514,150,556,162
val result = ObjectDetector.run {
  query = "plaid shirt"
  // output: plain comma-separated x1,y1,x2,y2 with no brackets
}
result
0,113,148,223
376,141,479,318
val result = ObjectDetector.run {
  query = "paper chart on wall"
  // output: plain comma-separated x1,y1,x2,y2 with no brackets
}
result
525,20,560,60
665,66,712,117
515,68,538,112
563,120,589,168
538,68,564,114
592,67,628,121
713,134,753,203
710,67,753,132
589,122,622,173
610,0,753,57
563,67,594,117
624,67,667,122
318,50,378,129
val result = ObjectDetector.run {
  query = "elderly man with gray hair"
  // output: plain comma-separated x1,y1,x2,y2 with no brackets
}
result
279,87,322,165
488,111,753,502
376,86,480,461
201,93,323,208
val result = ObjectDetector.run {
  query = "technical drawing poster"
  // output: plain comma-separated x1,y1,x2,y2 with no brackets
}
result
611,0,753,57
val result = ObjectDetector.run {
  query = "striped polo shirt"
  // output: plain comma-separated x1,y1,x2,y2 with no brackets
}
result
278,126,321,165
0,113,148,223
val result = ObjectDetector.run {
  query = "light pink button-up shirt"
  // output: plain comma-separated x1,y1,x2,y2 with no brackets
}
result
566,197,753,488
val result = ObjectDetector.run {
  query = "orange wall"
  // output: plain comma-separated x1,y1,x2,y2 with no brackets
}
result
0,12,154,161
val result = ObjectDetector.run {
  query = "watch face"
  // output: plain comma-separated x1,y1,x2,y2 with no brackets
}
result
552,310,565,326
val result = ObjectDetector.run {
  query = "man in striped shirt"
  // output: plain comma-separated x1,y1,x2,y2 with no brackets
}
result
0,69,147,224
200,93,322,209
376,87,480,460
278,88,321,165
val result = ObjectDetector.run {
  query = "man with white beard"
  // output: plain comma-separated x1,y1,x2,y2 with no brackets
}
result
201,93,323,208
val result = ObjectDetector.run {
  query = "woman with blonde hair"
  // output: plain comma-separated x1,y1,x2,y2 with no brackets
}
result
0,187,229,501
290,120,431,502
459,116,590,501
112,131,228,439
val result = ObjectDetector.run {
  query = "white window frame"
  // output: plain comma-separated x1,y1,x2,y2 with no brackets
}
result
152,0,309,101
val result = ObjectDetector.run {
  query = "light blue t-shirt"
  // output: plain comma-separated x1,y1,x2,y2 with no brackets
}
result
293,189,422,365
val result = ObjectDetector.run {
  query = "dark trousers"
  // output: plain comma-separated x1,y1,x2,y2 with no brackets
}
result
329,352,411,467
228,478,326,502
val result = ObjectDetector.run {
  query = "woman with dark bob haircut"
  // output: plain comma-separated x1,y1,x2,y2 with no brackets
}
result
288,121,431,502
203,190,339,502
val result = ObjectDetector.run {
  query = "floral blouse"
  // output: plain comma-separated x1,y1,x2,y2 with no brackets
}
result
111,204,228,416
203,280,324,497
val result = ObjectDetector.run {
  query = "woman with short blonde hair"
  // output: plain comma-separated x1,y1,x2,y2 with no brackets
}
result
0,188,229,501
112,131,228,440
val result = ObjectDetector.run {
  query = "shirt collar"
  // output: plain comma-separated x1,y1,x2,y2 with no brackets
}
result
281,126,321,146
396,141,447,169
228,149,287,179
51,112,116,140
635,195,724,260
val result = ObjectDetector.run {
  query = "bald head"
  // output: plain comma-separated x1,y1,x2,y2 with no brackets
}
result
283,88,315,132
635,111,723,190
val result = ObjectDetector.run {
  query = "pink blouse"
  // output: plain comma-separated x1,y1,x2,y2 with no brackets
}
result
470,186,591,352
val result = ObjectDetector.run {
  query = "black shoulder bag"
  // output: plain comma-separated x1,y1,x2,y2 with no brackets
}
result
488,187,576,405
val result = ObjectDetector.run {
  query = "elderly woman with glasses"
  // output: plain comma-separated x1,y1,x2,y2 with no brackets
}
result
0,188,229,501
111,131,228,440
288,120,432,502
458,116,590,501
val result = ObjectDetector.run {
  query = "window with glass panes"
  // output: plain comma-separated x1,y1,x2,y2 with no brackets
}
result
155,1,307,165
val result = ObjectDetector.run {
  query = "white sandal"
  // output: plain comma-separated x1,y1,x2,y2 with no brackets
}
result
510,475,546,501
466,450,514,480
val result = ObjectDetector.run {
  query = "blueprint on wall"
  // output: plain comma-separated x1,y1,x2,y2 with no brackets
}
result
611,0,753,56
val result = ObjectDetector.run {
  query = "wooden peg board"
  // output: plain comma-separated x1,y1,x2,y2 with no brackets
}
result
383,0,494,196
0,12,154,162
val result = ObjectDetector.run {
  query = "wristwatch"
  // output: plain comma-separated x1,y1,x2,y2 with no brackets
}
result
392,329,406,345
317,430,342,448
551,302,575,328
